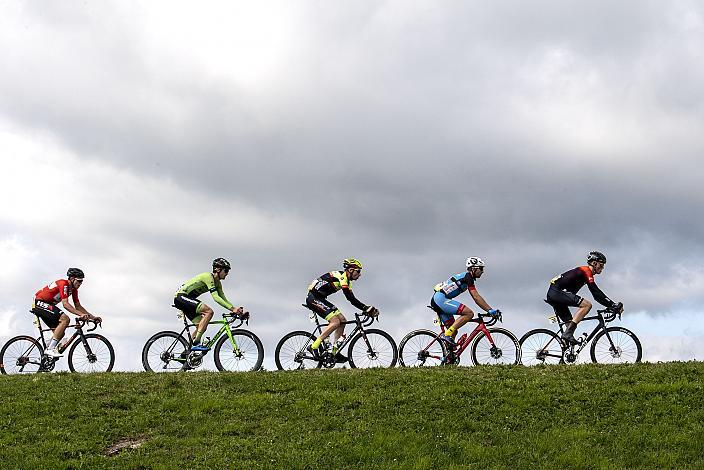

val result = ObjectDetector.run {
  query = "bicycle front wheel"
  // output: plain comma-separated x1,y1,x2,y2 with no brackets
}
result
68,334,115,372
0,336,43,374
519,329,564,365
471,327,521,365
275,331,321,371
214,329,264,372
398,329,448,367
142,331,188,372
590,327,642,364
348,329,398,369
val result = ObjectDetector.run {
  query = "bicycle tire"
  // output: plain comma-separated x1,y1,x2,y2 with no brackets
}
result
0,336,44,375
275,331,321,371
68,333,115,372
398,329,448,367
470,327,521,365
142,331,189,372
519,328,564,365
590,327,642,363
214,329,264,372
348,328,398,369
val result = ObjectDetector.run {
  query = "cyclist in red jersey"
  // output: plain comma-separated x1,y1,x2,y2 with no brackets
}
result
32,268,101,357
546,251,623,344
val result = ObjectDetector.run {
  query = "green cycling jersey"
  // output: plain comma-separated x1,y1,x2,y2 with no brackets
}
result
175,272,234,311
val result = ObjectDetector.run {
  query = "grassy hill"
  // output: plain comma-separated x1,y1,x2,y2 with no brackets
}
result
1,363,703,469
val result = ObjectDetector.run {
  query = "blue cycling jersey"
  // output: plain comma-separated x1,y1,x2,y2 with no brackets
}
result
433,272,476,299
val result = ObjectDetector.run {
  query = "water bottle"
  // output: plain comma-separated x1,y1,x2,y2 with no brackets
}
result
333,335,346,354
457,333,468,346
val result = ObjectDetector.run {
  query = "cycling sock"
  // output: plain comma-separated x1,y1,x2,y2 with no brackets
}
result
445,326,456,337
564,322,577,336
48,338,59,349
311,338,322,349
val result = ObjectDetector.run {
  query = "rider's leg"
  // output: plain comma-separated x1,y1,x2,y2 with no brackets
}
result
563,299,592,340
332,313,347,342
312,312,342,349
48,314,70,348
444,304,473,338
193,304,214,345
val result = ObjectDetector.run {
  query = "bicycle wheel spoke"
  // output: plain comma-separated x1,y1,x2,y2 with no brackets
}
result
0,337,42,374
399,331,444,367
143,332,187,372
275,332,319,371
349,331,397,368
473,330,519,365
69,335,115,373
520,330,563,366
592,330,641,364
215,332,263,372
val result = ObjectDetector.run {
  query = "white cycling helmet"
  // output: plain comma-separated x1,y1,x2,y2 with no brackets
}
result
466,257,485,269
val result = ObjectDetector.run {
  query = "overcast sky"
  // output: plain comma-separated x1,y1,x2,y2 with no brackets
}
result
2,1,703,370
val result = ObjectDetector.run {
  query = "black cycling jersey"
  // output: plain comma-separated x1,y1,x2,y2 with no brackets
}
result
307,271,368,311
550,266,615,308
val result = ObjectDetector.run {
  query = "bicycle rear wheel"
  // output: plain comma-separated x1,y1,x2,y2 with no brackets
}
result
214,329,264,372
590,327,642,363
68,334,115,372
275,331,321,371
519,329,564,365
0,336,43,374
398,329,448,367
348,329,398,368
471,327,521,365
142,331,188,372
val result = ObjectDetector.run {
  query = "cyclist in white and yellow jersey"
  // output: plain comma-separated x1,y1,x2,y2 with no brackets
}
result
305,258,378,362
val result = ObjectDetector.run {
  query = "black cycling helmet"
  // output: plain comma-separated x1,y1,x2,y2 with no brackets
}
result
212,258,231,271
587,251,607,264
67,268,85,279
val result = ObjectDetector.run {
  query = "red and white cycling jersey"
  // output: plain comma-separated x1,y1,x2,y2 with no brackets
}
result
35,279,79,305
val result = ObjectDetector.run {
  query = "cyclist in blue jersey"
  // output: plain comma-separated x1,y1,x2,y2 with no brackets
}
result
430,257,500,348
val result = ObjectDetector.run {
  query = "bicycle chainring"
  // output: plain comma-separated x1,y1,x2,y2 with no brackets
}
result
186,352,204,369
39,356,57,372
320,352,336,368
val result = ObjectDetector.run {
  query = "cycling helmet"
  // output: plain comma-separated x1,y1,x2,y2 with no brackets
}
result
67,268,85,279
343,258,363,270
212,258,231,270
466,257,485,270
587,251,607,264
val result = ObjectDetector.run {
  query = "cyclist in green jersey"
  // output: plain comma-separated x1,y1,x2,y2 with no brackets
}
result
174,258,245,352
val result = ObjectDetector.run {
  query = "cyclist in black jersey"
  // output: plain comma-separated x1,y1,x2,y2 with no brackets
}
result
546,251,623,344
305,258,378,362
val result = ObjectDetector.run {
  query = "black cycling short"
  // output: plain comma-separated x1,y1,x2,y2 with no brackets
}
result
305,292,339,320
546,286,584,322
31,299,63,328
173,294,202,321
547,285,582,322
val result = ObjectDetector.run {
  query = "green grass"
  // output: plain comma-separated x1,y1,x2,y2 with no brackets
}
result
1,363,703,469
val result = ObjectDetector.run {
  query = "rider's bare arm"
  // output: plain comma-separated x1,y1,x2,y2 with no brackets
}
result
469,290,492,312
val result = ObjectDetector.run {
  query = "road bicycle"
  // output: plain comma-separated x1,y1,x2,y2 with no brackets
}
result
520,304,642,365
274,305,398,370
398,307,521,367
0,315,114,374
141,307,264,372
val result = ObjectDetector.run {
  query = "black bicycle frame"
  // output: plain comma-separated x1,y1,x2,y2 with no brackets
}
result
33,314,94,354
309,312,375,351
555,309,611,353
